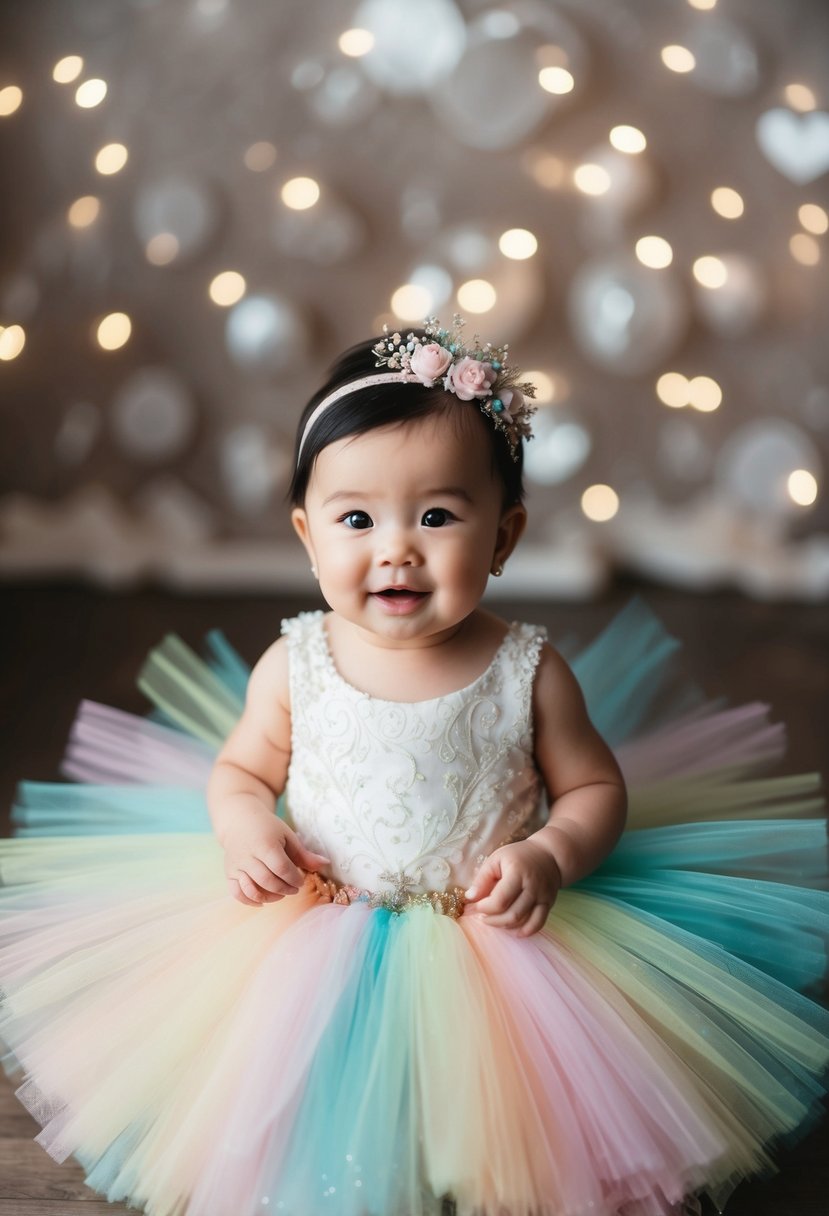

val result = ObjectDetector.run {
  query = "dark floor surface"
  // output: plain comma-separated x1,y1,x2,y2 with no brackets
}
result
0,580,827,1215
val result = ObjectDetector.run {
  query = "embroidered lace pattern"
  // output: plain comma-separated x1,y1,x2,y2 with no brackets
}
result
282,611,548,906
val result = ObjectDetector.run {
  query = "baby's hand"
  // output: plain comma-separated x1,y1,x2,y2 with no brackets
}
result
463,839,561,937
221,809,331,907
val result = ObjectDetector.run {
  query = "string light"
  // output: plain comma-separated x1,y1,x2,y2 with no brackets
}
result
498,229,538,260
0,325,26,361
457,279,496,313
581,485,619,521
96,313,132,350
52,55,84,84
711,187,744,219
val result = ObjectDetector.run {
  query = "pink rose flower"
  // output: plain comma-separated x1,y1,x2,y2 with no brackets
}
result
409,342,453,386
446,356,497,400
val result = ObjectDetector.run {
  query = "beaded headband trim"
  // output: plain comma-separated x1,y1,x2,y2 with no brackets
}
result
296,313,537,463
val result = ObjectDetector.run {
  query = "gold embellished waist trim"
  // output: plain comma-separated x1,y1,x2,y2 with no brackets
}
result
305,871,467,919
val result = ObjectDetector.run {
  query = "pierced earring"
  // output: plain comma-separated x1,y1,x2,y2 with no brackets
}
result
311,565,318,580
491,562,504,577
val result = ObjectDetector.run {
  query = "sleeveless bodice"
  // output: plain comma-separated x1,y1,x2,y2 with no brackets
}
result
281,611,548,903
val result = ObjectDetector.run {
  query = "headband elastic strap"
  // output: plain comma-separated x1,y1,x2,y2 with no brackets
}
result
296,371,420,464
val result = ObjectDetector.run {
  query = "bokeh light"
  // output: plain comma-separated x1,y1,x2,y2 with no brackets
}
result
581,484,620,521
790,233,821,265
635,236,673,269
656,372,689,408
573,163,611,195
391,284,433,321
96,313,132,351
661,46,696,73
0,86,23,116
95,143,128,175
281,176,320,209
798,204,828,235
243,141,277,171
145,233,180,265
693,255,728,288
68,196,100,228
783,83,817,112
457,279,497,313
52,55,84,84
498,229,538,260
209,271,247,306
711,187,744,219
538,67,574,95
788,469,818,506
687,375,722,412
75,78,107,108
339,28,375,57
0,325,26,361
609,125,646,153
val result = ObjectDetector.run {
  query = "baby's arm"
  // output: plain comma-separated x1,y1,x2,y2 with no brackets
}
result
464,643,627,935
207,637,330,907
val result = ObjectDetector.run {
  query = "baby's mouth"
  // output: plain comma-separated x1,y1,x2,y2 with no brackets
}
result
371,587,429,613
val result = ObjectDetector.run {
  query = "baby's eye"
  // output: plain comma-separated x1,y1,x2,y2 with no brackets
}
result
422,508,454,528
341,510,373,530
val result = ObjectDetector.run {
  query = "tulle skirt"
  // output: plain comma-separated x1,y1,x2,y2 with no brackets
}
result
1,601,827,1216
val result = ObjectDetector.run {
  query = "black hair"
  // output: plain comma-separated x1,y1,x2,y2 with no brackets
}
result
287,331,526,508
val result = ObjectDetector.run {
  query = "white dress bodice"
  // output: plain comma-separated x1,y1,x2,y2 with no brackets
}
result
282,611,549,904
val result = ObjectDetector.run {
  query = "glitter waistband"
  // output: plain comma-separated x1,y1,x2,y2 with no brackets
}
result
305,870,467,919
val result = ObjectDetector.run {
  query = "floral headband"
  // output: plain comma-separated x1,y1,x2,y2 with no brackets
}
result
296,313,537,463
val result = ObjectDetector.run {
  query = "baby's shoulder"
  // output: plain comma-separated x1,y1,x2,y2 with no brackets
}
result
247,634,291,713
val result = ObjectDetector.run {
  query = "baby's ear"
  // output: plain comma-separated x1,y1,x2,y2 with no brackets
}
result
291,507,312,552
495,503,527,565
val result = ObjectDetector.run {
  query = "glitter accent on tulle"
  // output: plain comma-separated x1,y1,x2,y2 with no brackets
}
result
305,870,467,918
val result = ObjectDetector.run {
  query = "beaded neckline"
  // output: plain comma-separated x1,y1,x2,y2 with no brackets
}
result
311,611,518,708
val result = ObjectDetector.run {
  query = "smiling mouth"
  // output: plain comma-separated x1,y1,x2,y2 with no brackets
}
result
375,588,426,598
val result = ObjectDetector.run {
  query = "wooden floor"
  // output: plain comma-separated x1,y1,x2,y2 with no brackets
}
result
0,582,827,1215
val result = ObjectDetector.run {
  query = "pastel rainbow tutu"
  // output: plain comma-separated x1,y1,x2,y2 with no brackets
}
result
1,601,828,1216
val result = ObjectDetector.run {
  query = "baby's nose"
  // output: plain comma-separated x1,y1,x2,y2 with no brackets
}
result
376,525,422,566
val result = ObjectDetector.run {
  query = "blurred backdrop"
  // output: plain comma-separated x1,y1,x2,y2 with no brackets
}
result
1,0,829,600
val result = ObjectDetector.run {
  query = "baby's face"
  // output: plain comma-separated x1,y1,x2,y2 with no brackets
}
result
291,411,526,649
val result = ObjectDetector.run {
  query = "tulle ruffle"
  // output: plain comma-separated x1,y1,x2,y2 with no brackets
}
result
0,599,827,1216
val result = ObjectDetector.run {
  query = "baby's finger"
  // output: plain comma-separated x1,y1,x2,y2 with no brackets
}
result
516,903,551,938
228,876,263,907
247,857,300,896
481,885,536,928
472,872,523,917
262,846,305,891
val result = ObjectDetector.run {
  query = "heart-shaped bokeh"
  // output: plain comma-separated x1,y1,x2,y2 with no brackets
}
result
755,107,829,184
